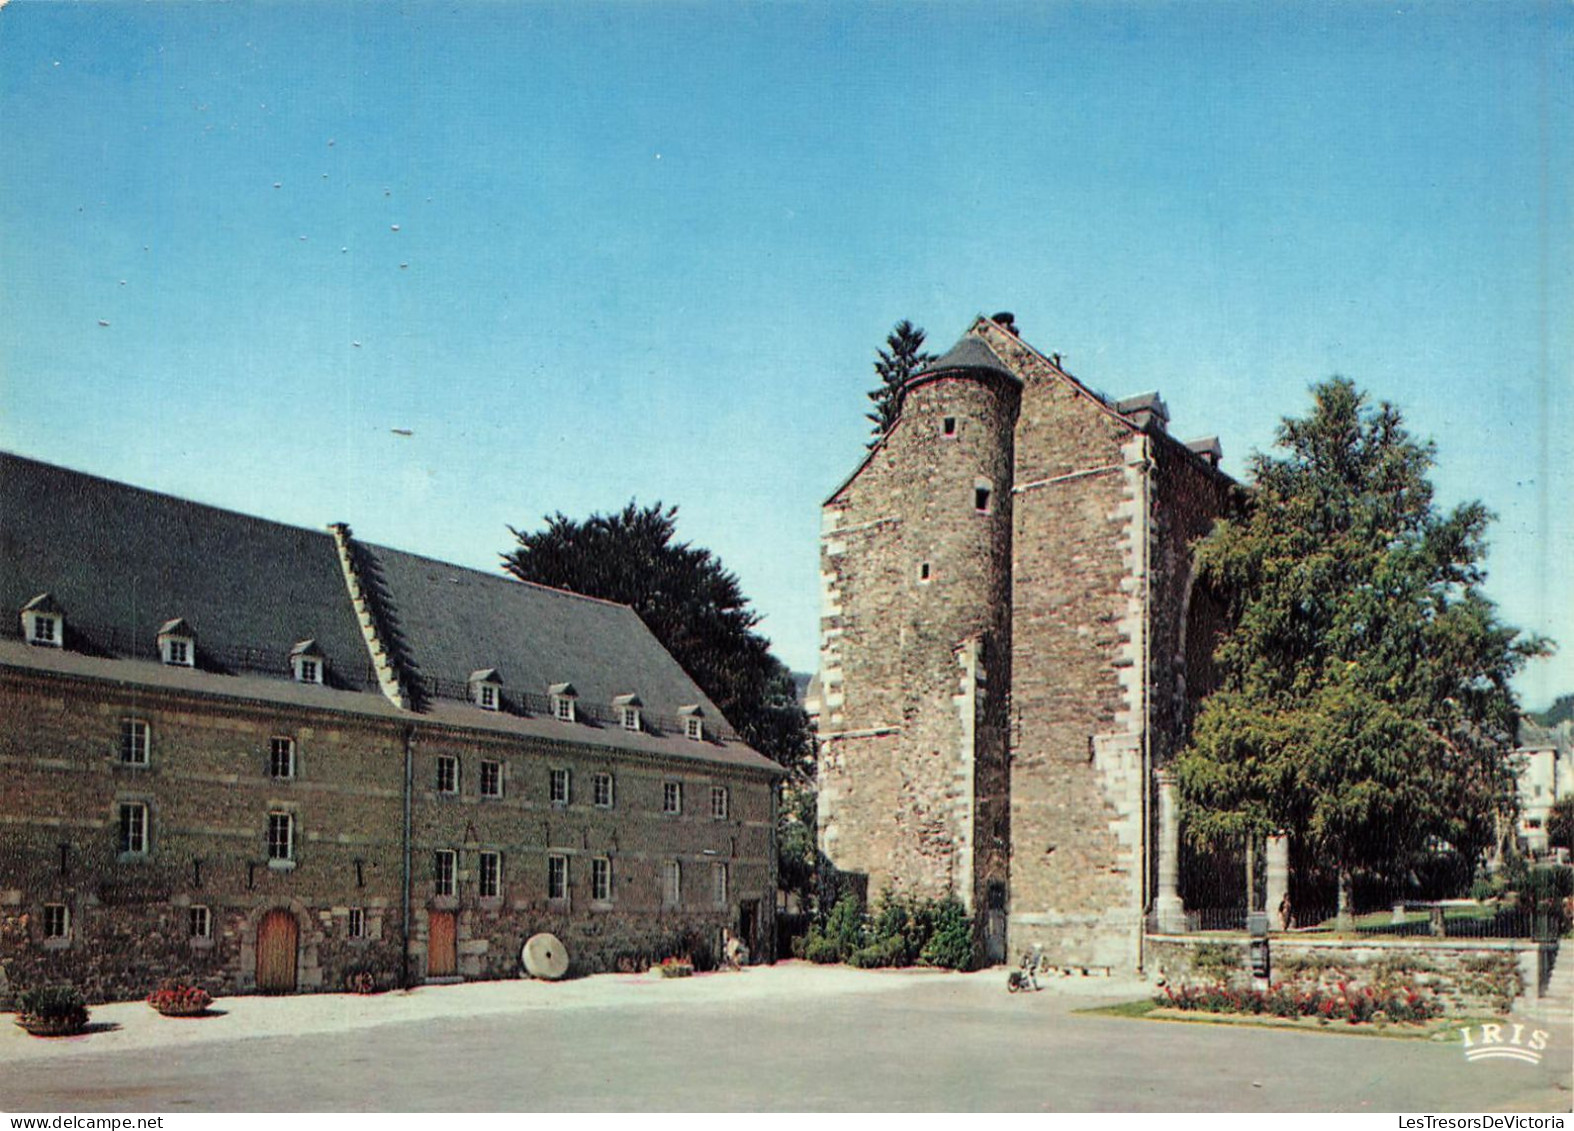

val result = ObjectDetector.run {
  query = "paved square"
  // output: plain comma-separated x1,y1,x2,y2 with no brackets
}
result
2,965,1569,1112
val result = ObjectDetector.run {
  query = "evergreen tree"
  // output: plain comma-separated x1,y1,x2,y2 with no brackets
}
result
867,320,935,446
502,502,814,776
1176,378,1549,918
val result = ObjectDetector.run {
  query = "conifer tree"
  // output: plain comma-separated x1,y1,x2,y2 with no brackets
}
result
867,320,935,446
1176,378,1549,919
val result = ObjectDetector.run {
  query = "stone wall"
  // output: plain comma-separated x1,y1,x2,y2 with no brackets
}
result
0,667,776,1004
984,321,1150,971
1146,933,1551,1016
818,366,1017,910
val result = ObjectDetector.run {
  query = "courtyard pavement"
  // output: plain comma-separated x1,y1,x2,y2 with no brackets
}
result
1,963,1569,1112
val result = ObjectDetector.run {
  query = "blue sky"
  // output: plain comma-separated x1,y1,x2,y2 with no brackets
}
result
2,2,1569,707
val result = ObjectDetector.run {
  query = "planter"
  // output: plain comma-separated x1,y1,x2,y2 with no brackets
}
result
16,1013,88,1038
147,983,213,1017
655,963,694,979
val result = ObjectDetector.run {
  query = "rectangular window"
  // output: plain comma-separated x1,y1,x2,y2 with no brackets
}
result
434,849,456,897
267,811,294,861
593,772,614,809
555,696,574,722
943,416,957,436
479,684,499,711
43,903,68,939
167,639,190,666
974,486,991,513
622,707,639,731
270,736,296,779
348,907,366,939
711,786,729,820
119,718,150,765
32,615,57,644
478,851,501,899
297,658,319,683
685,717,703,741
592,857,611,902
189,905,212,939
663,781,682,815
548,854,568,901
550,768,570,805
480,759,502,798
712,862,729,908
662,860,681,907
436,755,459,794
119,802,148,855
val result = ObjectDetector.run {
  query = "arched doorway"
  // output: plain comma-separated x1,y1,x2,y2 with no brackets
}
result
256,908,300,993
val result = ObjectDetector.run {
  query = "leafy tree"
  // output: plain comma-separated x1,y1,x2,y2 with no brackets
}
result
1549,796,1574,853
867,319,935,446
502,502,814,776
1176,378,1549,922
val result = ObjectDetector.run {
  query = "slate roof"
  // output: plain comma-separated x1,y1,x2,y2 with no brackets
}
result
0,452,370,684
912,335,1020,386
357,542,732,726
0,452,777,773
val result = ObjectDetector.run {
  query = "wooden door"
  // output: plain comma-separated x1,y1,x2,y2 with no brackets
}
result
256,909,299,993
428,911,457,978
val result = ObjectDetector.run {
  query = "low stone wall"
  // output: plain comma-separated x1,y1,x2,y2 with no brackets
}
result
1146,933,1554,1016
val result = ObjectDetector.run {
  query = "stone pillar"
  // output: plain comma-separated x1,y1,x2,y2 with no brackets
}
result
1155,769,1187,933
1266,833,1290,930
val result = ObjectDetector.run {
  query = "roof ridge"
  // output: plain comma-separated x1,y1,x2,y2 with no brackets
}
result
364,541,639,613
1,450,337,544
967,316,1143,430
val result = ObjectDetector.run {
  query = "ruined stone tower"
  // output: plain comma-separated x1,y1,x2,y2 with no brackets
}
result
817,313,1235,971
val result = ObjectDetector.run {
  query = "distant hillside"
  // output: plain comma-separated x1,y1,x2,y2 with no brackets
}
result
1531,694,1574,728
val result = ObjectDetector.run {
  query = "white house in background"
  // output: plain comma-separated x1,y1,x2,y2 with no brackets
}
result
1513,719,1573,856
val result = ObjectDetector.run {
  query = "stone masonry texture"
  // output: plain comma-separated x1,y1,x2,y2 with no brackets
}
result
818,314,1235,972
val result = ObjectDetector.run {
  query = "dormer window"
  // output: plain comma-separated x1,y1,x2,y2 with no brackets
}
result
469,669,503,712
679,705,704,742
290,639,325,684
613,694,642,733
157,618,196,667
22,593,64,648
550,683,577,723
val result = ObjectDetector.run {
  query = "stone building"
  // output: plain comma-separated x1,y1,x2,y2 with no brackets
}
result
0,452,780,1002
816,313,1236,971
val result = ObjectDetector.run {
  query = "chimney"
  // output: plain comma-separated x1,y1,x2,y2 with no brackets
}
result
989,311,1018,335
1116,391,1169,433
1184,436,1224,468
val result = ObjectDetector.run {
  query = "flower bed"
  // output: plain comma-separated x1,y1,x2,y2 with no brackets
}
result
655,956,695,978
1158,980,1440,1025
147,980,214,1017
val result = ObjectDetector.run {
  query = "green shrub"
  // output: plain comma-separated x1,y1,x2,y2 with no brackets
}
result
19,985,88,1026
848,935,907,969
917,896,975,970
802,893,867,963
800,889,976,969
